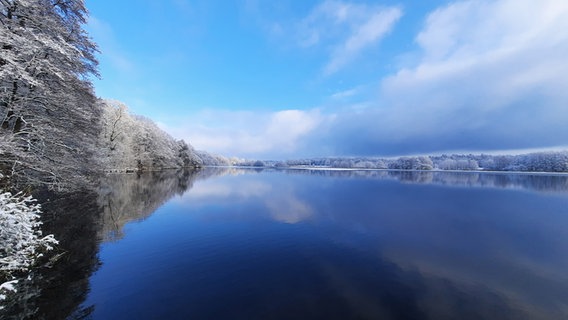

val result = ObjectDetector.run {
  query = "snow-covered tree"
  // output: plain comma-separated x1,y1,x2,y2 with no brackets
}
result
437,159,479,170
353,160,376,169
98,100,203,171
0,190,57,304
234,153,567,173
1,0,101,189
195,150,229,166
515,152,568,172
388,156,433,170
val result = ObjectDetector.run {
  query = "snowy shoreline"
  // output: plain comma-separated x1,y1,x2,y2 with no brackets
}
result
220,165,568,176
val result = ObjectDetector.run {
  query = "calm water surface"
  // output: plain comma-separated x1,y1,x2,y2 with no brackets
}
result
7,168,568,319
78,169,568,319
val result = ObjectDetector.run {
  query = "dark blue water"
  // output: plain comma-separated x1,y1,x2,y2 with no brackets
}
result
81,169,568,319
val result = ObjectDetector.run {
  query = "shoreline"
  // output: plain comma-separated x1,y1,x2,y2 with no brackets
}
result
218,165,568,176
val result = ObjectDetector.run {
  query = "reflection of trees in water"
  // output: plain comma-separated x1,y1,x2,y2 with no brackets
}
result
278,168,568,193
393,171,568,193
4,167,565,319
97,167,235,241
2,168,222,319
99,169,193,241
98,167,243,241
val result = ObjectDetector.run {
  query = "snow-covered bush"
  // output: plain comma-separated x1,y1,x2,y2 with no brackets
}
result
0,191,58,302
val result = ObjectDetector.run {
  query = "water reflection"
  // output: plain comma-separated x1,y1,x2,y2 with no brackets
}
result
175,170,314,224
91,169,568,319
99,169,197,241
280,168,568,193
266,193,313,224
2,168,211,319
165,169,568,319
3,168,568,319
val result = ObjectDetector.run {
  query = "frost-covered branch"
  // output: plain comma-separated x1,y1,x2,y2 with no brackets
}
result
0,190,58,305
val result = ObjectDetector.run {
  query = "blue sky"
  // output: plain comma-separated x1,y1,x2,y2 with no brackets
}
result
86,0,568,159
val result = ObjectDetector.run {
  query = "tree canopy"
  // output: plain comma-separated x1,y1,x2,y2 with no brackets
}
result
1,0,100,189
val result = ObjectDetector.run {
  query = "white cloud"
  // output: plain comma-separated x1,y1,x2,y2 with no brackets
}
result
165,0,568,158
281,0,568,156
265,110,321,149
299,1,353,47
371,0,568,147
299,1,402,75
330,87,360,100
161,109,328,158
325,7,402,75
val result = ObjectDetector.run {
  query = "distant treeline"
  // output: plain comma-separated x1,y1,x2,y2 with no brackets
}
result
234,151,568,173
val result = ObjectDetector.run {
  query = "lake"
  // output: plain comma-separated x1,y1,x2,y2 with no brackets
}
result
4,168,568,319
